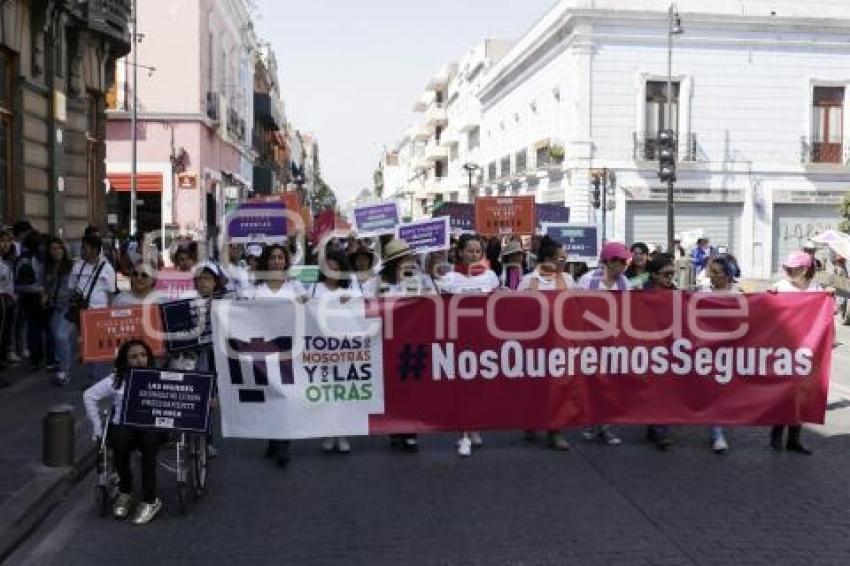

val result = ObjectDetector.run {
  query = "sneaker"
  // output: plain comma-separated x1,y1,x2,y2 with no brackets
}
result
112,492,132,519
207,444,218,459
469,431,483,448
547,432,571,451
712,436,729,454
402,436,419,451
5,353,21,365
457,437,472,457
321,438,335,453
600,429,622,446
53,371,70,386
581,427,597,440
130,498,162,525
337,437,351,453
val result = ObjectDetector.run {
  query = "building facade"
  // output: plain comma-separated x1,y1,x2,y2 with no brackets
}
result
382,40,513,220
477,0,850,277
0,0,131,238
105,0,257,244
253,44,287,196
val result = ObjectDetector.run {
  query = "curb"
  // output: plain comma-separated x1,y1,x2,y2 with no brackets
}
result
0,423,96,563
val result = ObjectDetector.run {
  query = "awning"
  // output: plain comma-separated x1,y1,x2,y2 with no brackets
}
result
107,172,163,192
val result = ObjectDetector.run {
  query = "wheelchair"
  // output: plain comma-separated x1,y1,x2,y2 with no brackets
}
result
94,408,211,516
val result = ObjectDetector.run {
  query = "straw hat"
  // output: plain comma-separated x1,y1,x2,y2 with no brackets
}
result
383,239,415,263
500,240,524,258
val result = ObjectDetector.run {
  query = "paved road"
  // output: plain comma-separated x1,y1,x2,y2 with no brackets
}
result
7,322,850,566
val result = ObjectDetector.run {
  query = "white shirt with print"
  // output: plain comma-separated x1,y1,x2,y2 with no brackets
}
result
68,259,116,308
517,270,574,291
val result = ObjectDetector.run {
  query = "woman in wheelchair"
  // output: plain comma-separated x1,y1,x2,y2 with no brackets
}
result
83,339,164,524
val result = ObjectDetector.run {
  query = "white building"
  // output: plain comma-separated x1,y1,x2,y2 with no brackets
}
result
382,40,513,219
477,0,850,277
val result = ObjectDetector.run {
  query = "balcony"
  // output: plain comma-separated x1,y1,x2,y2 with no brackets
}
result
412,125,430,141
206,92,220,122
427,63,458,91
254,92,284,130
425,143,449,162
424,103,448,128
86,0,131,54
633,132,697,162
801,136,845,166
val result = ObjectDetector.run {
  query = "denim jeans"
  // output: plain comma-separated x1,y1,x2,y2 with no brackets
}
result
49,307,74,373
710,426,725,441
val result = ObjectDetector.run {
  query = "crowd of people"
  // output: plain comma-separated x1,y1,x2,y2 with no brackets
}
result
0,218,835,524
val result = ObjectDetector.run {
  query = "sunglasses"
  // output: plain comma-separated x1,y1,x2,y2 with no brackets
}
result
131,271,151,278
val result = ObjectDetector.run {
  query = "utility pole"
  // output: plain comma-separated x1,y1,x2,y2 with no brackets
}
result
130,0,138,237
662,4,683,253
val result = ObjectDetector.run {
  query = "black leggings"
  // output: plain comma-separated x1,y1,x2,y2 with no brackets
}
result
109,425,164,503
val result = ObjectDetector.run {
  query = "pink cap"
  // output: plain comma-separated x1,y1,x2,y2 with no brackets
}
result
782,251,813,270
600,242,632,262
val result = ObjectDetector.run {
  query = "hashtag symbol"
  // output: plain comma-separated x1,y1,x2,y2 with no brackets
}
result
398,344,428,381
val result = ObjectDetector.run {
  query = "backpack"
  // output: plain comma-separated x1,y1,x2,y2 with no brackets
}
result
15,257,37,287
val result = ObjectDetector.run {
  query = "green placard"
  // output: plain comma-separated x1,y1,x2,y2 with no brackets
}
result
289,265,320,284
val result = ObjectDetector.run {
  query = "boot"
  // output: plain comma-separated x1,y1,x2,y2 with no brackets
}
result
786,426,812,455
769,426,784,451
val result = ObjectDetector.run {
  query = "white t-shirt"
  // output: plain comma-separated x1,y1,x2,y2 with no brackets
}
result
361,275,437,298
772,279,822,293
111,290,165,307
311,281,363,299
69,259,116,308
438,269,500,294
251,279,307,300
517,270,574,291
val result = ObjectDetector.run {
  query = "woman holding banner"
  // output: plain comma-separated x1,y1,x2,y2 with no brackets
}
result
575,242,630,446
438,234,499,457
251,244,307,467
641,254,678,450
768,251,821,455
312,249,361,454
83,339,164,524
516,235,573,451
364,239,434,452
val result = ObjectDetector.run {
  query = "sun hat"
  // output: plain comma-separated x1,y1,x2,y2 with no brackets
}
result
500,240,524,258
382,239,415,263
782,251,813,270
600,241,632,262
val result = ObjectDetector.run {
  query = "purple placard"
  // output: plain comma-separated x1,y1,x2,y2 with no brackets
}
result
535,204,570,228
432,202,474,232
353,202,399,236
396,217,450,254
227,201,287,243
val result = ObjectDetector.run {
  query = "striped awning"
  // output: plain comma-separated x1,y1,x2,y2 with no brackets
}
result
107,172,163,192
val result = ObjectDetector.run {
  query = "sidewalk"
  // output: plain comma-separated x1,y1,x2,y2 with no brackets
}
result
0,364,97,561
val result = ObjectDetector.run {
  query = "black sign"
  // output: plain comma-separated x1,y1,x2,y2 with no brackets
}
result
122,369,214,433
161,298,212,352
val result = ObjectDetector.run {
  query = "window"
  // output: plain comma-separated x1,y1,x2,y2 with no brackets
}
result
435,159,446,179
644,81,680,159
468,126,480,151
449,192,459,202
536,146,551,168
515,149,527,174
812,86,844,163
488,161,497,180
500,155,510,178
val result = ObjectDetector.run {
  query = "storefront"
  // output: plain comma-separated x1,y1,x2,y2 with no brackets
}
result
771,189,846,273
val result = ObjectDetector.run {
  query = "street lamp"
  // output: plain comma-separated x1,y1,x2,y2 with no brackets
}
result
462,162,481,202
663,4,683,254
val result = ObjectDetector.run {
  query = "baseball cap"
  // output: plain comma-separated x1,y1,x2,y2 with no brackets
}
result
782,251,813,270
600,242,632,262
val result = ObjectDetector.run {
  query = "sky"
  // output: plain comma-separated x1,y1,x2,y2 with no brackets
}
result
252,0,558,204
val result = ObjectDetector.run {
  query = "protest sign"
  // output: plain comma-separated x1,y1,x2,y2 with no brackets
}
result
161,298,212,352
432,202,474,233
80,306,166,362
474,196,536,236
542,223,600,263
154,268,194,300
227,201,288,243
396,217,450,254
213,292,832,439
122,369,214,433
353,202,400,236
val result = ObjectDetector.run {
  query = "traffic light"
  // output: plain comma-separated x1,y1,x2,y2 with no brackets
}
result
591,175,601,209
657,129,677,183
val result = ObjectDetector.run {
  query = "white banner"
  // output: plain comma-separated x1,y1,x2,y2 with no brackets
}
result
211,298,385,439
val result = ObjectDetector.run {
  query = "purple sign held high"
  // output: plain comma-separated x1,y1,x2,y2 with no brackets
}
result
432,202,474,232
396,217,450,254
227,201,287,243
353,202,400,236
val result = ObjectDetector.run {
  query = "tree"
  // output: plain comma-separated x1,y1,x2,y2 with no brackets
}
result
310,175,338,212
841,194,850,233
